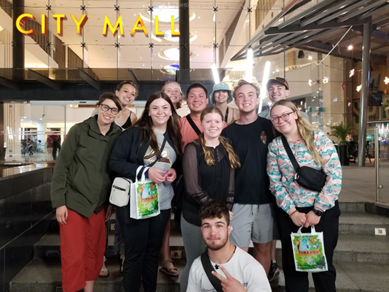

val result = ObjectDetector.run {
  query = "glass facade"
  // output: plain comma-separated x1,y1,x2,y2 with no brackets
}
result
1,0,389,163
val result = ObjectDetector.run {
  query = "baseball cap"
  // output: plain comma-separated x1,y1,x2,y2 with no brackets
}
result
267,77,289,90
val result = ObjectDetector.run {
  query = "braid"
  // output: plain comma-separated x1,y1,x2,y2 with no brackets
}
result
198,133,215,166
219,137,241,169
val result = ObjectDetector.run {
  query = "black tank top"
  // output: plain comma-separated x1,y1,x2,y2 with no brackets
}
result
120,112,132,129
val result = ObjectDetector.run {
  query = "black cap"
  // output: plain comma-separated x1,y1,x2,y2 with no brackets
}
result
267,77,289,90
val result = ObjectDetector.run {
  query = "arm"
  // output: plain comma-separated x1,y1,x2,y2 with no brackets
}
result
51,125,79,208
267,142,297,214
182,143,211,205
226,168,235,211
109,129,142,180
314,133,342,212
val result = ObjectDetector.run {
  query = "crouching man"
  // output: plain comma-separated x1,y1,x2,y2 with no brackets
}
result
187,200,271,292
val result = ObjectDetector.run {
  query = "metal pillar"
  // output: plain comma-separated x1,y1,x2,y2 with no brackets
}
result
179,0,190,82
357,17,372,167
12,0,25,79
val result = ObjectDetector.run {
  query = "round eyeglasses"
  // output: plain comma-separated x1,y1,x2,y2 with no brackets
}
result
270,111,295,123
100,104,119,115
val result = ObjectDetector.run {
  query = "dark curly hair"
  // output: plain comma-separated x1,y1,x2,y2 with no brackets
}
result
199,200,230,226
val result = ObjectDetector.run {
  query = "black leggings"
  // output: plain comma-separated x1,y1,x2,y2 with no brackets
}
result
116,207,170,292
276,201,340,292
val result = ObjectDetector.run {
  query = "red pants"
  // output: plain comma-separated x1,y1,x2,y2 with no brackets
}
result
59,208,106,292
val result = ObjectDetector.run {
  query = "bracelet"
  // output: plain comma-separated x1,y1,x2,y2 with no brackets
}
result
289,210,298,217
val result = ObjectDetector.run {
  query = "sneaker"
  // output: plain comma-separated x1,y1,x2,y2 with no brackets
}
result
268,261,280,281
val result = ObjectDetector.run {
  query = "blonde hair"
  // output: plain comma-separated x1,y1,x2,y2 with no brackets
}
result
233,79,260,99
161,81,183,109
197,107,240,168
270,100,322,166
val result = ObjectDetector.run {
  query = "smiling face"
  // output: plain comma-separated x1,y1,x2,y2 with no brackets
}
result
270,104,298,136
148,97,172,129
201,216,231,251
268,82,290,103
213,90,229,104
162,82,182,107
115,83,137,106
96,98,119,125
201,112,223,140
234,84,259,114
187,87,208,115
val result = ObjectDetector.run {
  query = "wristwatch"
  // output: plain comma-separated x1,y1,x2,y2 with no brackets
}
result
312,208,323,217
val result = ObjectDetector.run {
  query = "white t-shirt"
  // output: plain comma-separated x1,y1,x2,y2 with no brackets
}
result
187,247,271,292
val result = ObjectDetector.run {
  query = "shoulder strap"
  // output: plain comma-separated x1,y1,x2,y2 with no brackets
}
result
281,135,300,171
200,251,223,292
186,114,202,136
225,107,229,122
137,135,167,180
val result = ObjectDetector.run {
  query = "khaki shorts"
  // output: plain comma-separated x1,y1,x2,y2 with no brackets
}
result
229,203,278,247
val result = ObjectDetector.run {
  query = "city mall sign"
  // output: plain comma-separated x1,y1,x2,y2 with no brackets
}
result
15,13,180,37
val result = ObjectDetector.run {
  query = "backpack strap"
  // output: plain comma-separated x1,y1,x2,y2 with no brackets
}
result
281,135,300,172
186,114,202,136
200,250,223,292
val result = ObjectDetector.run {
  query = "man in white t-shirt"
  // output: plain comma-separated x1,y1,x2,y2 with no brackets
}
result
187,200,271,292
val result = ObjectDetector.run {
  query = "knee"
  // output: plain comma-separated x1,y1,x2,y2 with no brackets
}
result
255,242,272,254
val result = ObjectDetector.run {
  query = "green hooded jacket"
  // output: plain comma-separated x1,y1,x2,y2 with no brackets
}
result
51,116,121,218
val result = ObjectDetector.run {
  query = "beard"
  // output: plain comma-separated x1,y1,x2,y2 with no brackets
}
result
206,235,229,251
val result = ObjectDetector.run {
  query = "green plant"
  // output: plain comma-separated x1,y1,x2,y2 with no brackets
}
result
330,122,353,145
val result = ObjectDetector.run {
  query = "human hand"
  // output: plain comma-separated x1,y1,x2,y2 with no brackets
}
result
304,211,321,228
211,266,246,292
165,168,177,183
105,205,113,221
56,205,68,225
148,167,166,184
290,211,306,227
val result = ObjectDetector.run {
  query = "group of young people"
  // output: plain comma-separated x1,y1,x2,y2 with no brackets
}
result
50,76,342,292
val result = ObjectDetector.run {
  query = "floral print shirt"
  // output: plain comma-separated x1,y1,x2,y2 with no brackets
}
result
267,131,342,213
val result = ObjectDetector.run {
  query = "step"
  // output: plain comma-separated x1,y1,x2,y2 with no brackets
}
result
339,212,389,235
9,258,389,292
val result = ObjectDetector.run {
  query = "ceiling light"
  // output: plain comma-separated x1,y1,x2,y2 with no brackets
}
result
349,69,355,77
297,50,305,59
211,63,220,84
308,55,312,60
258,61,271,114
245,47,253,82
308,79,313,86
323,77,329,84
384,76,389,85
348,44,353,50
356,85,362,92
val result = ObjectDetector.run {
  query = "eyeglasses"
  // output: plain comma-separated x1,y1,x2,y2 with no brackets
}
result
100,104,119,115
270,111,295,123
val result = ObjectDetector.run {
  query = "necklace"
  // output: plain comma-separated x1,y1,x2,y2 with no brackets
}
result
209,245,237,270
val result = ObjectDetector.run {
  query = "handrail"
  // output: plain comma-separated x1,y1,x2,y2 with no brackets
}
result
367,120,389,124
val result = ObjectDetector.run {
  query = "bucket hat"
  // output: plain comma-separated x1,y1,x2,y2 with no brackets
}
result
209,82,233,104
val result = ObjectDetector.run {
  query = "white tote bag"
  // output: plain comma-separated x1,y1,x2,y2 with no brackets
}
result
291,226,328,272
129,166,160,219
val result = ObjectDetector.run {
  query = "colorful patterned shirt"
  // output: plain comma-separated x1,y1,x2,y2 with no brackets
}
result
267,131,342,213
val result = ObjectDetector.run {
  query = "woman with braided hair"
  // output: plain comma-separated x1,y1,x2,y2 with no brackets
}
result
179,106,240,292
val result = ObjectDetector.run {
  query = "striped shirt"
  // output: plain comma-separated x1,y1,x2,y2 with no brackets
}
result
267,131,342,213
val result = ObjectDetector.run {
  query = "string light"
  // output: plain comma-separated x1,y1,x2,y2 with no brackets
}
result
308,79,313,86
347,44,353,50
323,77,329,84
384,76,389,85
349,69,354,77
356,85,362,92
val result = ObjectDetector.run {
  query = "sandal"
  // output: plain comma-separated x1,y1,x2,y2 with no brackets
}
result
159,259,179,277
99,259,109,277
